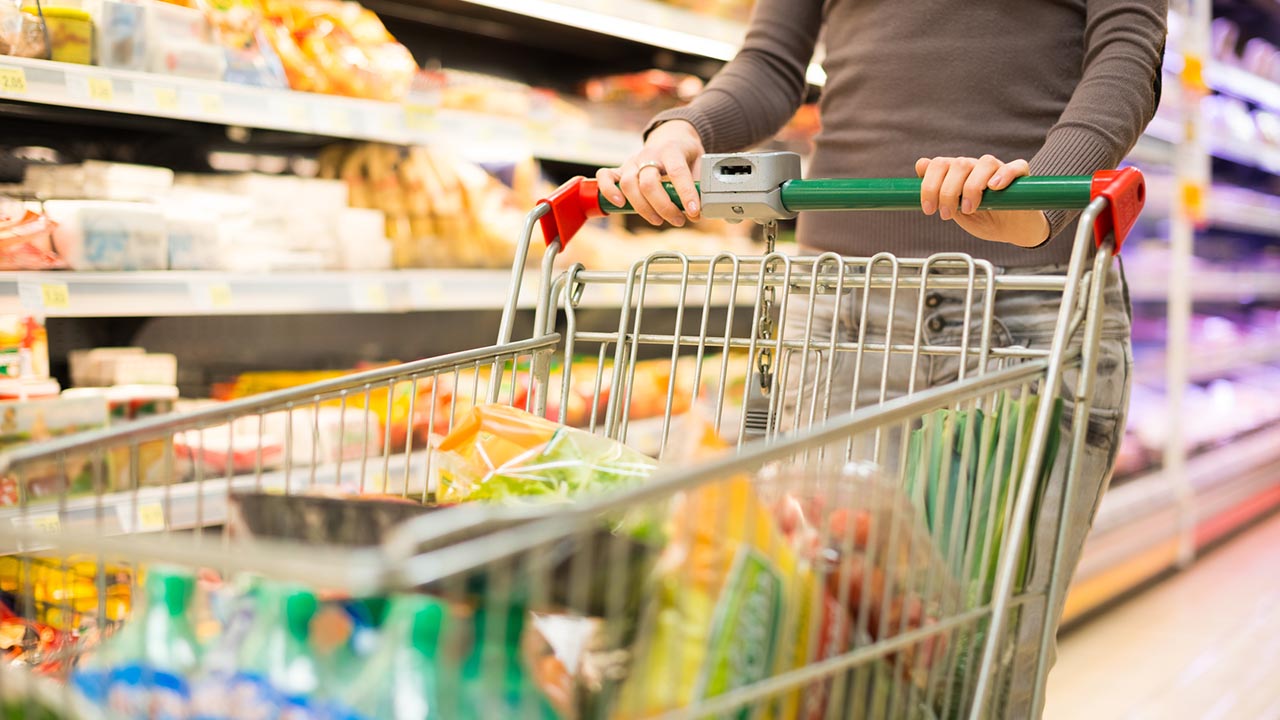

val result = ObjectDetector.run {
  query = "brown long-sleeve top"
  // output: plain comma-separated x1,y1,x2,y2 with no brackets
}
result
649,0,1168,266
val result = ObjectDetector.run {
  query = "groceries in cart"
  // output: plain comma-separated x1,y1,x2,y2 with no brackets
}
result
432,404,658,504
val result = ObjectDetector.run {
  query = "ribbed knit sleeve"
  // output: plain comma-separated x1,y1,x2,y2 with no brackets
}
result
1030,0,1167,239
645,0,824,153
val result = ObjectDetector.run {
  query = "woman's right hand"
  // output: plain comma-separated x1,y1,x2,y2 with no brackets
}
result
596,119,704,227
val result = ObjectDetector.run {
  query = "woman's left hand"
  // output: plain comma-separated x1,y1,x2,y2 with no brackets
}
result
916,156,1051,247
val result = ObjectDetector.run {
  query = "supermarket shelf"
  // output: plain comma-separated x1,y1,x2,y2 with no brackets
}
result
0,57,640,167
0,268,754,317
1127,270,1280,303
1144,112,1280,176
1066,421,1280,622
1205,61,1280,115
0,451,429,554
1167,52,1280,114
1135,337,1280,383
437,0,827,86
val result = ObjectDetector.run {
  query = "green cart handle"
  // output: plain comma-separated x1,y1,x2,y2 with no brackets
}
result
538,168,1144,254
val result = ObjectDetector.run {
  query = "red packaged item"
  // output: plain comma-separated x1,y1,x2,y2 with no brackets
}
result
0,199,64,271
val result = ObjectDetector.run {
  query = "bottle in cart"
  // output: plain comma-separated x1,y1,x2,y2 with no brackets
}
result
72,566,202,720
459,596,558,720
226,583,323,719
331,594,451,720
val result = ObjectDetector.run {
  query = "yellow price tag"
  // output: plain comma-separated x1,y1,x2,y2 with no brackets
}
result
404,103,436,133
208,283,232,308
87,76,114,103
0,66,27,94
365,283,388,310
28,514,60,533
40,283,70,310
413,281,443,307
198,93,223,115
284,102,309,128
136,503,165,532
154,87,179,112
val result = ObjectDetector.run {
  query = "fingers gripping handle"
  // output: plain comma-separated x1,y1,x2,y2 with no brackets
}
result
1090,167,1145,254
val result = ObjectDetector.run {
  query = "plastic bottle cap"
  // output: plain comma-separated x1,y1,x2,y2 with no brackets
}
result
146,568,196,616
284,590,320,640
410,599,447,654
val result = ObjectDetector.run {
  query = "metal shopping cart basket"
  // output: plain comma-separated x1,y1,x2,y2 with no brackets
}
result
0,152,1145,720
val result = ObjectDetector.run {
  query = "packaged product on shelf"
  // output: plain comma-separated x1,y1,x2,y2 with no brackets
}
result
336,207,392,271
260,0,415,101
432,404,658,504
0,394,108,506
0,197,63,271
0,555,133,632
25,162,175,202
0,0,48,58
0,377,59,401
41,200,167,271
317,142,530,269
94,0,147,70
141,0,226,80
174,421,286,478
69,348,176,387
0,315,49,380
205,0,287,87
23,5,93,64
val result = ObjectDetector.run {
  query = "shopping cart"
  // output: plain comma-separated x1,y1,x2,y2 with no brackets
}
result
0,152,1144,720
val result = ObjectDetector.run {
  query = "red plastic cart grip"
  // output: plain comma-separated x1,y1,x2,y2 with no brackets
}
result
1090,167,1145,254
538,177,606,248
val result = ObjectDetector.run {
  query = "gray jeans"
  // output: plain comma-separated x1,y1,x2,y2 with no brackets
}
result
774,256,1133,718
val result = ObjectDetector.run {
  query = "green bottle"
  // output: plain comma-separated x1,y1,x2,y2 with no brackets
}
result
460,597,558,720
74,567,201,720
228,584,322,718
334,595,451,720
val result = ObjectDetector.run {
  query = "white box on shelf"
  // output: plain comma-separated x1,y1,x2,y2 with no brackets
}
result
25,161,175,201
42,200,168,271
337,207,392,270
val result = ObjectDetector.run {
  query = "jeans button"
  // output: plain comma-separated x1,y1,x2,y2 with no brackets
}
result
925,292,942,308
927,316,946,333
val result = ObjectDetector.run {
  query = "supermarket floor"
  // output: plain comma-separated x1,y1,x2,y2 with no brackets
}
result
1045,511,1280,720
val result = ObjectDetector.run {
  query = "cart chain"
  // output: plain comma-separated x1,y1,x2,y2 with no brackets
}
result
757,220,779,394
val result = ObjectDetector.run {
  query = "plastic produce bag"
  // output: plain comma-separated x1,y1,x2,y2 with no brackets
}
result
433,404,657,504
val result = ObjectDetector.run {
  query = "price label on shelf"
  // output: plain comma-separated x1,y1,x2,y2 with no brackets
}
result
0,66,27,94
18,282,70,312
41,283,71,309
198,93,224,116
136,503,165,532
154,87,180,112
282,101,310,129
66,75,114,104
351,282,389,311
411,281,445,307
88,77,114,103
190,282,233,311
11,514,60,533
403,103,436,134
323,107,354,136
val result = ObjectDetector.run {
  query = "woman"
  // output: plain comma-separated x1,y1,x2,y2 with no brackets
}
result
597,1,1166,717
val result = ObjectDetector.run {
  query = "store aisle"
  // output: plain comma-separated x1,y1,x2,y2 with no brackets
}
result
1045,512,1280,720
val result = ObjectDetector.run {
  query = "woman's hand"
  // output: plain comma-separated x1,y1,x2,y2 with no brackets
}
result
597,120,704,227
916,156,1051,247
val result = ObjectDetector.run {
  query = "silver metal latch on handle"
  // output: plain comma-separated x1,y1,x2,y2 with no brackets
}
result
698,151,802,223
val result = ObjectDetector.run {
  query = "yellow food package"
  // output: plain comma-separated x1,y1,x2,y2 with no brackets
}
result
614,475,817,719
